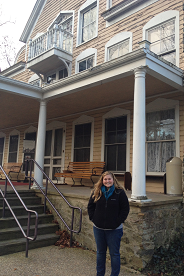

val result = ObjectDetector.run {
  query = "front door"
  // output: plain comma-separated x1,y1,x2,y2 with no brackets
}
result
44,128,63,181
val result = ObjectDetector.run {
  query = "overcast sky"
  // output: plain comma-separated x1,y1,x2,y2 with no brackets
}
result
0,0,37,70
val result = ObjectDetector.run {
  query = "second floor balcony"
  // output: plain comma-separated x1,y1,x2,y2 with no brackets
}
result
27,24,73,75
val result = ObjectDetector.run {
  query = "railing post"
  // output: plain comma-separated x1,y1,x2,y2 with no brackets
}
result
53,24,58,48
44,178,48,214
2,178,7,218
26,212,31,257
70,209,74,247
28,39,32,60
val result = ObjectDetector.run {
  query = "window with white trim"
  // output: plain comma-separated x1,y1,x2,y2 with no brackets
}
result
146,98,179,175
77,0,98,46
143,11,179,66
75,48,97,73
108,39,130,60
147,19,175,64
79,56,94,72
105,32,132,62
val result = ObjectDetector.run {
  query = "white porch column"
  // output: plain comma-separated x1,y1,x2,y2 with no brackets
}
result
131,67,148,201
32,100,47,189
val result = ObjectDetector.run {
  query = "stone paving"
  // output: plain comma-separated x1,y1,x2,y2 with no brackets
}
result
0,245,145,276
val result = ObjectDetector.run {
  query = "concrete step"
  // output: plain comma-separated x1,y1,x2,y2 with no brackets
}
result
0,190,35,198
0,196,41,206
0,204,44,217
0,213,54,228
0,223,59,241
0,233,60,256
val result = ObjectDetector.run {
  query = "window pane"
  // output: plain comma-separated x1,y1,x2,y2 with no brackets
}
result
82,26,89,42
146,109,175,141
9,135,18,152
74,123,91,162
105,145,116,171
108,39,130,61
0,137,4,154
148,19,175,64
54,129,63,156
117,144,126,171
161,51,176,64
8,153,17,163
87,57,93,68
105,116,127,171
45,130,52,156
79,60,87,72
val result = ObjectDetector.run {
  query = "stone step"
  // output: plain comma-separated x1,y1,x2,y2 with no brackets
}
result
0,213,54,228
0,223,59,241
0,204,44,217
0,190,35,198
0,196,41,206
0,233,60,256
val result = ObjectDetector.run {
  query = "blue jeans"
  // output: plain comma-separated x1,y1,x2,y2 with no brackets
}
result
93,226,123,276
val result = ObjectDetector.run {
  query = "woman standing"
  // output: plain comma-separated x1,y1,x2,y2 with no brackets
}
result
87,171,129,276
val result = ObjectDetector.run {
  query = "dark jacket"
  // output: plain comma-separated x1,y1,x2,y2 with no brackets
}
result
87,188,129,229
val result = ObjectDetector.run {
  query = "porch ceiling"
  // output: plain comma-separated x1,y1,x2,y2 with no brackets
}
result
0,72,178,130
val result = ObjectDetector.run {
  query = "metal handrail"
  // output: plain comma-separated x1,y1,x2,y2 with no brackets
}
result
25,159,82,247
0,166,38,257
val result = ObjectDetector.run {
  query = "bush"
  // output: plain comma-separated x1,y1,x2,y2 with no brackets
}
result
142,234,184,276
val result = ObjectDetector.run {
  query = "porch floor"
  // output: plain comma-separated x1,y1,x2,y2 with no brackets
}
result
0,181,183,203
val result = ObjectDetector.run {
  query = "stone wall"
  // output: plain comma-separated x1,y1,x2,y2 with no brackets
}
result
36,190,184,269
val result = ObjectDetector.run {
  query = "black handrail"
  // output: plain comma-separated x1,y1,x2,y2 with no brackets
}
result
25,159,82,247
0,166,38,257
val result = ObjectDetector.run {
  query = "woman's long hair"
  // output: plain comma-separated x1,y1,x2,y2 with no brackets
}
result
92,171,124,202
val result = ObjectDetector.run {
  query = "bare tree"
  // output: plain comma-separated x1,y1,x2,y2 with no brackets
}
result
0,6,16,71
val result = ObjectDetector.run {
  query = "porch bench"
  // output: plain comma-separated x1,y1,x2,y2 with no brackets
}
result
0,162,23,181
54,161,106,186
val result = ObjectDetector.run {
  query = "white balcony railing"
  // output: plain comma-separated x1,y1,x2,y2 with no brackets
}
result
28,24,73,61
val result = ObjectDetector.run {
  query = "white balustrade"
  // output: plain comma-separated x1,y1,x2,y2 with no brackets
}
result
28,25,73,60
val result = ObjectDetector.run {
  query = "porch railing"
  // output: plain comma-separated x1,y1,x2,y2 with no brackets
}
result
0,166,38,258
28,24,73,60
25,159,82,247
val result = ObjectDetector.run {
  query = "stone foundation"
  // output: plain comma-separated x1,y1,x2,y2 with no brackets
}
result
36,190,184,269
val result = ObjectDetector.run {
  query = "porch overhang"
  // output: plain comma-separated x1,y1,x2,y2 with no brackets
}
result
27,47,73,75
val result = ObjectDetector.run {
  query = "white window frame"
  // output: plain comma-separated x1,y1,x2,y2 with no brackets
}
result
143,10,179,67
146,98,179,176
105,32,132,62
75,48,97,73
106,0,112,10
76,0,99,46
71,115,94,162
8,130,20,163
101,108,130,172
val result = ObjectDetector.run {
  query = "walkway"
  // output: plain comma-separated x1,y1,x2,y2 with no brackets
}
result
0,245,145,276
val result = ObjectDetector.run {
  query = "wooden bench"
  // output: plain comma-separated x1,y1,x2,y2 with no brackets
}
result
54,161,106,186
0,162,23,181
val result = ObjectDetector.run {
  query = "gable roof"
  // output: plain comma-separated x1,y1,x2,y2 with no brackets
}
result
19,0,47,43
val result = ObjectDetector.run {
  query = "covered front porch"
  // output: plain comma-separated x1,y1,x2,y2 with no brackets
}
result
0,41,184,201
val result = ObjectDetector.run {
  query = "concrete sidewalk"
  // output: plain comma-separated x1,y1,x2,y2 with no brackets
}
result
0,245,145,276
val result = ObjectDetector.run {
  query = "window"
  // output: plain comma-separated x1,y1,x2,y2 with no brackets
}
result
82,6,97,43
146,109,176,173
77,0,99,46
8,135,19,162
105,32,132,61
79,56,94,72
108,39,129,60
75,48,97,73
143,11,179,66
74,123,91,162
61,16,73,53
59,68,68,79
0,137,5,166
23,131,36,171
147,19,175,64
47,73,56,84
104,116,127,171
